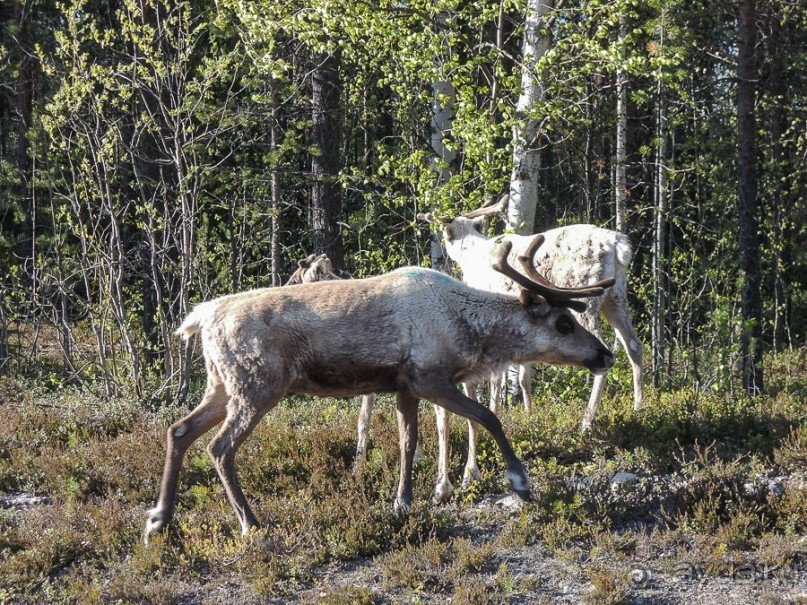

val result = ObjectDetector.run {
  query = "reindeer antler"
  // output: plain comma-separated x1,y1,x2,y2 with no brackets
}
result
492,239,609,312
518,234,616,295
416,212,453,225
462,194,509,219
416,193,510,226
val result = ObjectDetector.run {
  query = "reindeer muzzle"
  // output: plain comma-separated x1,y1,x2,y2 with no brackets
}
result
585,346,615,375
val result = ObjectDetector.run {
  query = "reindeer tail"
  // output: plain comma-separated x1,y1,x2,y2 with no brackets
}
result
176,300,219,340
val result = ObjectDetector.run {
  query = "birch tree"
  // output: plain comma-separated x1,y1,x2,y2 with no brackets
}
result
507,0,554,235
614,13,628,232
650,8,669,386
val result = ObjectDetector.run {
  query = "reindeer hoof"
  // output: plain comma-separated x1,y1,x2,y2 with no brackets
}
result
506,469,531,502
433,479,455,504
239,522,261,537
393,498,411,515
143,508,169,545
461,466,482,489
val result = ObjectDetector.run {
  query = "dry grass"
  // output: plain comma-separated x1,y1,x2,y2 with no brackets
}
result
0,350,805,603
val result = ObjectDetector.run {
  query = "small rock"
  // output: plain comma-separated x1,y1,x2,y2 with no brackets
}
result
564,476,590,491
630,568,652,588
743,477,784,498
0,492,50,509
610,472,638,490
767,479,784,498
493,494,524,511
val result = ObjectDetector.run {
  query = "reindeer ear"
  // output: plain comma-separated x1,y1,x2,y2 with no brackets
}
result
519,290,551,318
299,254,317,269
471,216,488,233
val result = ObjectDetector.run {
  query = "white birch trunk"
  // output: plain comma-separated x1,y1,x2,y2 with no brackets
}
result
651,11,667,385
507,0,554,235
614,15,628,232
431,79,456,185
429,79,456,270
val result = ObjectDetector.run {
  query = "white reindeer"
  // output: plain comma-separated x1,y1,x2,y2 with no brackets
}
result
284,253,340,285
144,240,615,541
418,197,643,501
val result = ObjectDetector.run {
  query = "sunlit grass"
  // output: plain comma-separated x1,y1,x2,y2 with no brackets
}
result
0,350,804,603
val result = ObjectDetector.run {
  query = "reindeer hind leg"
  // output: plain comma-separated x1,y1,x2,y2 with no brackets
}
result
145,368,228,543
355,393,375,468
207,380,282,536
601,296,644,411
395,391,419,512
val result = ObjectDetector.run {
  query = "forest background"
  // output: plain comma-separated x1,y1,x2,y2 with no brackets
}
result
1,0,805,400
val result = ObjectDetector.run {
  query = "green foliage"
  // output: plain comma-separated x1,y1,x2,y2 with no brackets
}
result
1,0,807,597
1,0,806,397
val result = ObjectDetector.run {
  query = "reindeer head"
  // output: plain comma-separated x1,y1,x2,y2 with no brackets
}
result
417,194,509,243
490,236,615,374
285,254,338,285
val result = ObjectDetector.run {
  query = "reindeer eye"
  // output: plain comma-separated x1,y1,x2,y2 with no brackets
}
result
556,315,575,335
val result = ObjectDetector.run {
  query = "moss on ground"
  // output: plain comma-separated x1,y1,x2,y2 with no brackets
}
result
0,351,805,603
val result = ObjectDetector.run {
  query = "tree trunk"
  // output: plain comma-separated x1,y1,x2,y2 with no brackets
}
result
651,12,668,387
311,50,343,270
270,98,282,286
507,0,554,235
737,0,763,394
767,8,791,352
614,14,628,231
14,0,35,289
0,304,7,376
431,79,457,187
429,78,456,270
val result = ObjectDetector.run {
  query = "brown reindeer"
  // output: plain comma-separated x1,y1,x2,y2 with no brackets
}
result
144,239,614,541
284,253,340,285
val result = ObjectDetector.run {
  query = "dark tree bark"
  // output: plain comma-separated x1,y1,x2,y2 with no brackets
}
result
310,51,343,270
270,110,282,287
766,8,792,352
14,0,34,277
0,305,7,376
737,0,763,394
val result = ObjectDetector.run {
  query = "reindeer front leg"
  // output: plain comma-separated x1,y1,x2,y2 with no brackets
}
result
433,404,455,503
394,390,419,512
355,393,375,465
418,377,531,502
